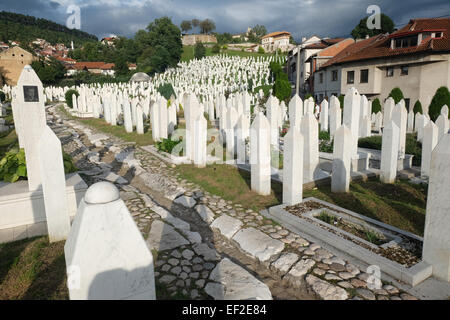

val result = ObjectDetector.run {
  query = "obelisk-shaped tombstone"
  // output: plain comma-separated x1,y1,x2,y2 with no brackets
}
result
383,97,395,127
380,121,399,184
343,87,360,158
14,65,46,191
329,96,341,138
283,126,303,205
123,99,133,133
301,112,319,182
136,104,144,135
436,114,449,142
250,113,271,195
422,134,450,282
193,114,207,168
421,121,438,178
150,100,160,141
236,114,249,165
319,99,329,132
288,94,303,128
392,102,407,158
331,125,352,193
159,97,168,140
38,125,71,242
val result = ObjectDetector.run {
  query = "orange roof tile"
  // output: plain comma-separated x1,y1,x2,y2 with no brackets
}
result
261,31,291,39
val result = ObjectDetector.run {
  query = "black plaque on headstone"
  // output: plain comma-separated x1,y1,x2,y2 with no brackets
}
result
23,86,39,102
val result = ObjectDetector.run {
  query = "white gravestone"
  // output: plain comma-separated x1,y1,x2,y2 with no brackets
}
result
329,96,341,138
136,104,144,135
38,125,71,242
421,121,438,178
282,126,303,205
14,65,46,191
64,182,156,300
319,99,329,132
331,125,352,193
250,113,271,196
380,121,399,184
343,87,360,158
193,114,207,168
289,95,303,128
301,112,319,182
422,134,450,282
392,102,407,158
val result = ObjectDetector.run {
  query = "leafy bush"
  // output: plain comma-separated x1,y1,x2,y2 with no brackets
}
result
319,139,333,153
211,43,220,53
305,93,313,101
319,130,330,141
273,78,291,103
156,137,181,154
157,83,176,100
258,46,265,54
372,98,381,114
428,86,450,121
388,87,404,104
0,148,77,183
65,89,79,108
194,42,206,60
0,148,27,183
0,90,5,102
358,133,422,166
413,100,423,115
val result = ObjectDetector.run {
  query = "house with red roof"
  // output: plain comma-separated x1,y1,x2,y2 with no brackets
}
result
313,18,450,112
261,31,293,53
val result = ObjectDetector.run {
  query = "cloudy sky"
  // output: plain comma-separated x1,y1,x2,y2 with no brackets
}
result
1,0,449,41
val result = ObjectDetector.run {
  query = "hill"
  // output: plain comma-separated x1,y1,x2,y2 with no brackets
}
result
0,11,98,47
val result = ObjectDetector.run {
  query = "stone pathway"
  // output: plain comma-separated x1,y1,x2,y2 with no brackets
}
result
48,103,419,300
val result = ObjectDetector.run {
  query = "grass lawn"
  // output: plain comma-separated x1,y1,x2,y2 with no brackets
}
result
175,164,427,236
58,106,154,146
0,236,68,300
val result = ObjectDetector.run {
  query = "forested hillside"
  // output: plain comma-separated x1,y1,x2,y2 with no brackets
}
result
0,11,97,47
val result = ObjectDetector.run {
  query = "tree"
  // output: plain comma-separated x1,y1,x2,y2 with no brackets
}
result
211,43,220,53
194,42,206,60
252,25,267,38
146,17,182,71
191,19,200,32
413,100,423,115
149,45,171,74
65,89,79,108
351,14,395,39
199,19,216,34
31,58,65,85
258,46,265,54
180,20,192,34
113,55,129,76
428,86,450,121
388,87,404,104
372,98,381,114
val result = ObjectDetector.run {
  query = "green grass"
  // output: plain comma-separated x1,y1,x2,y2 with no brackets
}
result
175,163,427,235
58,106,154,146
0,236,68,300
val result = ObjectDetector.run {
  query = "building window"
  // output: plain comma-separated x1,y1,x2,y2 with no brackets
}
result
400,66,408,75
386,67,394,77
319,73,323,83
360,69,369,83
434,32,442,38
347,71,354,84
393,35,418,48
332,70,338,81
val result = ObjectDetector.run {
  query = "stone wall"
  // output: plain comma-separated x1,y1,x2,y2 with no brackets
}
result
182,34,218,46
0,47,36,86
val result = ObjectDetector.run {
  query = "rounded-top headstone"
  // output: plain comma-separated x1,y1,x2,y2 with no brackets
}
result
84,181,120,204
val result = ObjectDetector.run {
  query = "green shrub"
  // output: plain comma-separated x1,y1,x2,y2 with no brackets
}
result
194,42,206,60
0,148,77,183
388,87,404,104
0,148,27,183
338,94,345,109
65,89,79,109
0,90,5,102
156,137,181,154
247,78,254,92
258,46,265,54
413,100,423,115
372,98,381,114
273,78,291,103
157,83,176,100
358,133,422,166
222,45,228,50
305,93,313,101
319,130,330,141
428,86,450,121
212,43,220,53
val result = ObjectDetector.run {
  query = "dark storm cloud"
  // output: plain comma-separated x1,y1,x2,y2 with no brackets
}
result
0,0,449,40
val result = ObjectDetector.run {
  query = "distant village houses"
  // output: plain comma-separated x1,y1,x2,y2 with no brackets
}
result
261,31,293,53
